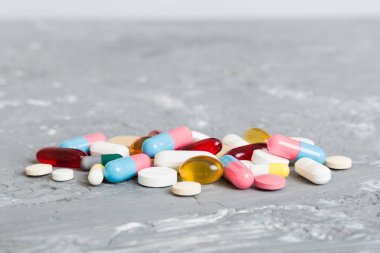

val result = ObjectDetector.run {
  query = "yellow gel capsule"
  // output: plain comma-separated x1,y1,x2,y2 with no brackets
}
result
179,156,224,184
108,135,140,148
250,163,290,177
243,128,270,144
130,136,150,155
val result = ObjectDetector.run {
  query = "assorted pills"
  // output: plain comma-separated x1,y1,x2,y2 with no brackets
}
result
27,126,352,198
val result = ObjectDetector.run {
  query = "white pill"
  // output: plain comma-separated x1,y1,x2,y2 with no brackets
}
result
252,149,290,165
240,160,254,168
90,141,129,157
295,157,331,184
172,181,201,196
291,137,315,145
326,156,352,170
88,164,104,186
138,167,177,187
52,169,74,182
154,150,217,170
222,134,249,148
25,163,53,176
191,130,210,142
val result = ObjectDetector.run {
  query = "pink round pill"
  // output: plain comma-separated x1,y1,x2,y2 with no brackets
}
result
254,174,286,190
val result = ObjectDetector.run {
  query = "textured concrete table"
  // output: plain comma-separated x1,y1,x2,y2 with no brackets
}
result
0,20,379,252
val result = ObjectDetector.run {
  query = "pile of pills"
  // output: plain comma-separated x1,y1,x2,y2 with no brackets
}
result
26,126,352,196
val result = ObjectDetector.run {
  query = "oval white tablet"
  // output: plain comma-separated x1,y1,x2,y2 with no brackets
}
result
191,130,210,142
52,169,74,182
154,150,217,170
295,157,331,184
90,141,129,157
326,156,352,170
108,135,140,147
291,137,315,145
252,149,290,165
138,167,177,187
222,134,249,148
172,181,201,196
88,164,104,186
25,163,53,176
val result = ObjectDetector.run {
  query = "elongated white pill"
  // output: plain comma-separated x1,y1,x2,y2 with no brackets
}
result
90,141,129,157
326,156,352,170
88,164,104,186
108,135,140,147
295,157,331,184
291,137,315,145
154,150,217,170
191,130,210,142
52,169,74,182
25,163,53,176
172,181,201,196
222,134,249,148
138,167,177,187
240,160,254,168
252,149,290,165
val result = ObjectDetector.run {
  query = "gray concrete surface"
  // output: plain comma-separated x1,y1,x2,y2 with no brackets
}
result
0,20,380,253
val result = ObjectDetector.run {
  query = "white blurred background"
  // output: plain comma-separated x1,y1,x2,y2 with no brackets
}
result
1,0,380,19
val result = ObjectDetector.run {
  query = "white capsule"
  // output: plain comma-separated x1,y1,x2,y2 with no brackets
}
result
25,163,53,176
252,149,290,165
191,130,210,142
88,164,104,186
291,137,315,145
222,134,249,148
240,160,254,168
90,141,129,157
154,150,217,170
295,157,331,184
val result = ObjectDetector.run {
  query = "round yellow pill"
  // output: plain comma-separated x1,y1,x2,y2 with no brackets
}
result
178,156,224,184
243,128,270,144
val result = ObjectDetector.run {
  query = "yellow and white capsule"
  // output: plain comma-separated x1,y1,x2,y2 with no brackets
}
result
249,163,290,177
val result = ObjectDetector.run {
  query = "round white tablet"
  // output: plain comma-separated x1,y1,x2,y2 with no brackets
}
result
172,181,201,196
138,167,177,187
25,163,53,176
52,169,74,182
326,156,352,170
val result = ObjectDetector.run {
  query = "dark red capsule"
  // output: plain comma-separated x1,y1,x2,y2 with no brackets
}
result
36,147,87,168
226,143,267,160
148,130,161,137
181,138,222,155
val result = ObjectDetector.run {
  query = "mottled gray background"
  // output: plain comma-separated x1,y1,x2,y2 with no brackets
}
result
0,20,380,252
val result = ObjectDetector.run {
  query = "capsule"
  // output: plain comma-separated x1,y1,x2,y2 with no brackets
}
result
108,135,140,148
60,132,106,153
104,154,152,183
267,134,326,164
179,156,224,184
154,150,217,170
181,138,222,155
90,141,129,157
36,147,87,168
249,163,290,177
130,136,150,155
222,134,249,148
243,128,270,144
220,155,254,190
142,126,192,158
191,130,210,142
81,154,122,171
226,143,267,160
295,157,331,184
148,130,161,136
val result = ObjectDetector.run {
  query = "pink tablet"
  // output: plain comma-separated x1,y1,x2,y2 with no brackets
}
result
254,174,286,190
